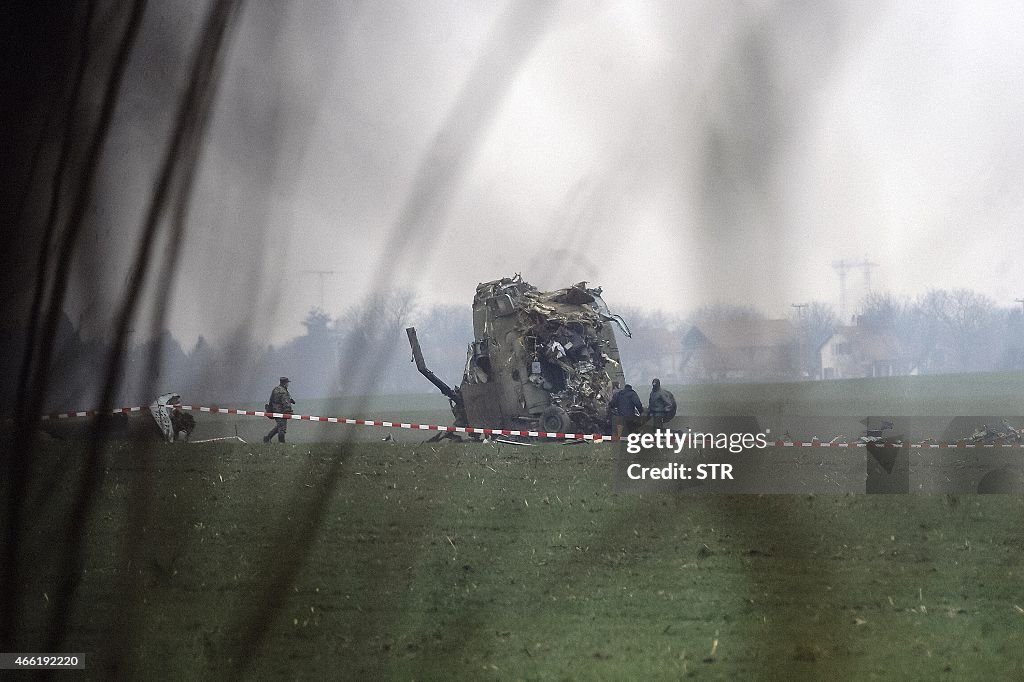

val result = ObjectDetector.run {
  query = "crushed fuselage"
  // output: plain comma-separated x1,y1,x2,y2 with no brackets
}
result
457,275,628,433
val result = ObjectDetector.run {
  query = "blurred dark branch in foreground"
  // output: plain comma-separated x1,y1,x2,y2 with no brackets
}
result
54,0,242,673
15,2,96,410
0,0,245,670
1,0,148,652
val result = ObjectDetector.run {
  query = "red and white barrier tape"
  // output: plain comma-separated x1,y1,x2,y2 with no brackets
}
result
178,405,620,441
37,404,615,442
39,406,149,420
32,404,1024,448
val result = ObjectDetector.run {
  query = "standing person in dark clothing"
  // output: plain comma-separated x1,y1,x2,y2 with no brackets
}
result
647,378,676,429
606,381,622,436
613,383,643,437
264,376,295,443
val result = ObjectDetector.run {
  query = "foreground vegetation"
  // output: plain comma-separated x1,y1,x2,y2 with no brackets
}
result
15,439,1024,680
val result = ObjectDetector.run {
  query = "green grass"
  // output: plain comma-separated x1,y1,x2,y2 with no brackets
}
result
665,371,1024,416
21,374,1024,678
240,371,1024,420
177,372,1024,444
16,440,1024,680
238,393,454,422
205,393,456,443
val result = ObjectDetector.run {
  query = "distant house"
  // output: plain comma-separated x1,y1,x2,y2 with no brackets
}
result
680,319,798,382
818,326,918,379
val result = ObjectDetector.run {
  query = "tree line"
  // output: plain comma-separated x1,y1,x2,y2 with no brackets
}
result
621,289,1024,381
1,289,480,413
6,287,1024,415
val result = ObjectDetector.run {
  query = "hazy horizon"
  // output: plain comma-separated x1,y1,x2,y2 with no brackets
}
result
16,0,1024,349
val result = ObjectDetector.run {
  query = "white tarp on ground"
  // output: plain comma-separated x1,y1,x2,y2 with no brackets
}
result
150,392,181,443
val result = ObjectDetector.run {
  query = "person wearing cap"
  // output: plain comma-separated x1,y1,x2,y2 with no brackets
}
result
264,376,295,443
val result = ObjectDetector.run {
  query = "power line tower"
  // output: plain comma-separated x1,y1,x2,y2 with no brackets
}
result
832,258,878,322
302,270,338,309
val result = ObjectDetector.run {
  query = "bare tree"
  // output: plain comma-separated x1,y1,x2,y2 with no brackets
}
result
918,288,998,371
858,292,937,373
336,289,418,394
858,292,906,330
792,301,837,378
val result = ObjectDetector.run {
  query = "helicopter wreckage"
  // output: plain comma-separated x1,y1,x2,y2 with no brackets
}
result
407,275,631,437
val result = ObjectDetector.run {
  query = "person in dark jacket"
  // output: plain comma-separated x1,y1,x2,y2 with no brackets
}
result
613,383,643,437
263,376,295,443
648,378,676,429
606,381,622,435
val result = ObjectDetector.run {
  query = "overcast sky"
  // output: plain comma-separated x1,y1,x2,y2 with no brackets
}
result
70,0,1024,346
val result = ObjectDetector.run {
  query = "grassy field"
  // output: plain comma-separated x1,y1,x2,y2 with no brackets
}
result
183,371,1024,444
14,373,1024,679
252,371,1024,421
663,372,1024,417
13,438,1024,680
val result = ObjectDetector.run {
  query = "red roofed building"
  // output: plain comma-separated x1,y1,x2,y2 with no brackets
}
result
680,319,798,382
